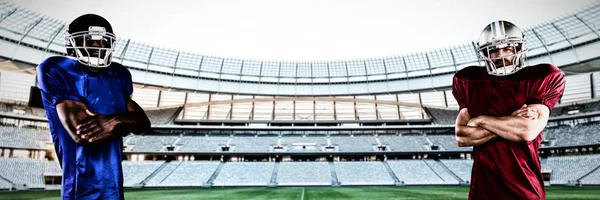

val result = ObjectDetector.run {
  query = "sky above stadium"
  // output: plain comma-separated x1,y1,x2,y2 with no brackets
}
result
10,0,599,61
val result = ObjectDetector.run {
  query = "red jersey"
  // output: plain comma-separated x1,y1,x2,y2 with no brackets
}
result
452,64,565,200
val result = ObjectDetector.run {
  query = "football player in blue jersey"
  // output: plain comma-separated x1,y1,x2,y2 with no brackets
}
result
36,14,151,200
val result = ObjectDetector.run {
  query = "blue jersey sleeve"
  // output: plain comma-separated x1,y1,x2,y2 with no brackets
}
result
122,67,134,97
36,57,81,106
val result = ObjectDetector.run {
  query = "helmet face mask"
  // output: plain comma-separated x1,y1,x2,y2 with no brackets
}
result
66,15,116,68
477,20,527,76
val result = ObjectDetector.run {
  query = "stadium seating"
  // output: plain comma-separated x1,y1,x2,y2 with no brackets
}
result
4,123,597,154
427,135,472,151
159,161,221,186
125,135,179,152
44,160,62,175
176,136,229,152
0,158,45,188
212,162,274,186
440,159,473,183
422,160,460,184
2,156,600,188
541,158,549,172
277,162,331,186
330,136,378,152
378,136,426,151
229,136,277,152
0,125,51,150
122,161,165,187
545,154,600,185
550,100,600,117
0,103,47,118
424,107,459,125
1,100,599,189
544,122,600,147
579,166,600,185
387,160,450,185
0,178,11,190
426,99,600,124
279,136,327,152
334,162,395,185
145,161,182,187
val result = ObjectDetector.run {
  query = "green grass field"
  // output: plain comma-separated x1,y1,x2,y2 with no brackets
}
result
1,186,599,200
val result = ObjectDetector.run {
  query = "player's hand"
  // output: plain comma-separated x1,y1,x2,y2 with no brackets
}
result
512,104,538,120
86,130,120,144
76,110,119,143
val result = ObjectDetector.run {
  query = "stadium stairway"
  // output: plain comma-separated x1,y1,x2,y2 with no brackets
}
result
205,162,226,187
328,161,340,186
268,161,280,187
0,175,14,189
382,161,403,186
154,161,183,186
171,137,182,149
435,160,465,185
577,163,600,185
422,160,445,181
424,137,434,148
139,161,171,187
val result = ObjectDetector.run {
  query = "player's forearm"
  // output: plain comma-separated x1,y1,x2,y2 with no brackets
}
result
475,115,538,142
56,101,91,145
456,134,497,147
111,111,151,135
455,125,498,147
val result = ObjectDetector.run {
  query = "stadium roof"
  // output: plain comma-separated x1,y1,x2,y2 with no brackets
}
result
0,2,599,85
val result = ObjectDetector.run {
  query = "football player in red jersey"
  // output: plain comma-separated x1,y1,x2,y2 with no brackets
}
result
452,20,566,200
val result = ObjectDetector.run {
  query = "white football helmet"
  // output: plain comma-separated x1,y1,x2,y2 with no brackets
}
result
477,20,527,76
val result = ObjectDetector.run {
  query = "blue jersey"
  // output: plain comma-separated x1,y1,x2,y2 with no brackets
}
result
36,56,133,200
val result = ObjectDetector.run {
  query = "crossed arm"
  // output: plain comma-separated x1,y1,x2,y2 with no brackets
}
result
455,104,550,147
454,108,498,147
56,98,151,145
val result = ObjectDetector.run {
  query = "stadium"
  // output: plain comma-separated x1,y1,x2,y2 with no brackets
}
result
0,0,600,199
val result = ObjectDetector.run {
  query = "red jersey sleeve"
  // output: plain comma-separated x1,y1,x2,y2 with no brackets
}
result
527,67,566,111
452,75,467,110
